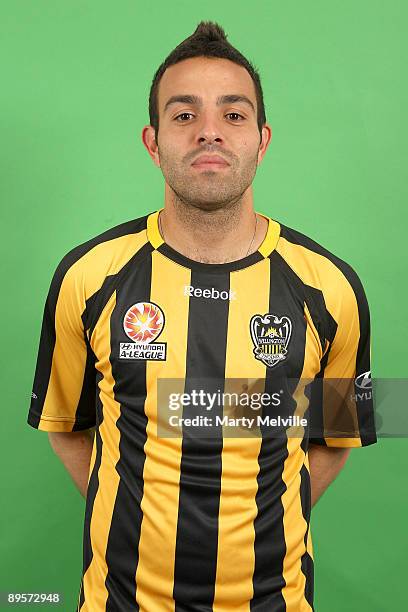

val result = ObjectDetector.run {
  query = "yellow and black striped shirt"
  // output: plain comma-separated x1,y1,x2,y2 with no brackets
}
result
27,209,377,611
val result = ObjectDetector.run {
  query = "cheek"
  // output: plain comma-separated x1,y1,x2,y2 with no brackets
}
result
237,137,260,161
158,142,178,165
159,136,185,158
158,143,187,176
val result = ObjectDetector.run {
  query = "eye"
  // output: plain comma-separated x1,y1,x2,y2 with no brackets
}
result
226,112,245,121
174,112,194,121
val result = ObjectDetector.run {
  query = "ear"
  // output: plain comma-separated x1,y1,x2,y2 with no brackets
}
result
257,123,272,165
141,125,161,168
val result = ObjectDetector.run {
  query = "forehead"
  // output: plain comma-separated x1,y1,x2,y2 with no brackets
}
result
157,56,257,112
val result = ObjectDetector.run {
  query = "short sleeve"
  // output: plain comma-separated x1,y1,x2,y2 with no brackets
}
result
27,254,97,432
308,267,377,448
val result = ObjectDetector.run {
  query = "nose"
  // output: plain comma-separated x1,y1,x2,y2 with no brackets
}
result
196,113,224,146
198,131,223,145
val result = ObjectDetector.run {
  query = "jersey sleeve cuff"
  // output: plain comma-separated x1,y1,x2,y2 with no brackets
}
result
27,410,96,432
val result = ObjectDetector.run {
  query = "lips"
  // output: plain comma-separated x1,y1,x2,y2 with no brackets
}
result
191,154,229,166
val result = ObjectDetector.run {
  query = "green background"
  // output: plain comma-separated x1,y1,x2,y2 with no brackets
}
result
1,1,406,610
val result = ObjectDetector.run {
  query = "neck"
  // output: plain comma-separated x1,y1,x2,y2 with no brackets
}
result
159,185,268,264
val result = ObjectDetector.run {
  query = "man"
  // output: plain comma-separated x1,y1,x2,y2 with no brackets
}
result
27,21,377,611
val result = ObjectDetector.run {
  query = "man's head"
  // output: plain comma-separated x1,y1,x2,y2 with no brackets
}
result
142,21,272,211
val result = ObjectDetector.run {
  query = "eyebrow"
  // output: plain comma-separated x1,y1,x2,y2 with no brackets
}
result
163,94,255,114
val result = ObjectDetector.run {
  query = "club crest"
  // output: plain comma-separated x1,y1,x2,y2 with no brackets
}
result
250,313,292,368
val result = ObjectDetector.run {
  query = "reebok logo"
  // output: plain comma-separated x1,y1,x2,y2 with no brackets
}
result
184,285,237,301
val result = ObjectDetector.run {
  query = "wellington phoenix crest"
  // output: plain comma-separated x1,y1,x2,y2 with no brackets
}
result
250,313,292,369
120,302,166,360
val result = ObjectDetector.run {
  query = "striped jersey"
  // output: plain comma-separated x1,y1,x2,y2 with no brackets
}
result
27,209,377,611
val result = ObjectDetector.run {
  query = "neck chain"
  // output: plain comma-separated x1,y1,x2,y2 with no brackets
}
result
158,211,258,259
245,212,258,256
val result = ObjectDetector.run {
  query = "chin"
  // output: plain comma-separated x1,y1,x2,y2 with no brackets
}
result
169,181,247,212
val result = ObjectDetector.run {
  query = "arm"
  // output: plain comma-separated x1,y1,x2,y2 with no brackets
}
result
27,253,99,494
308,444,351,507
48,427,95,498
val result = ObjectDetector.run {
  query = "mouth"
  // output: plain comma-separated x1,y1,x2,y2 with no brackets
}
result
191,155,230,170
192,163,229,170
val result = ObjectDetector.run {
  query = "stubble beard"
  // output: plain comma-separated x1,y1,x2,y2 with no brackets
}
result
158,145,259,214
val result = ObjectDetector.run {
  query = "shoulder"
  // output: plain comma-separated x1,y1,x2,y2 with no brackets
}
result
47,213,151,301
56,214,149,275
274,221,370,333
276,221,367,299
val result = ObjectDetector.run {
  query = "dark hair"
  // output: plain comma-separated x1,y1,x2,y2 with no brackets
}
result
148,21,266,140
